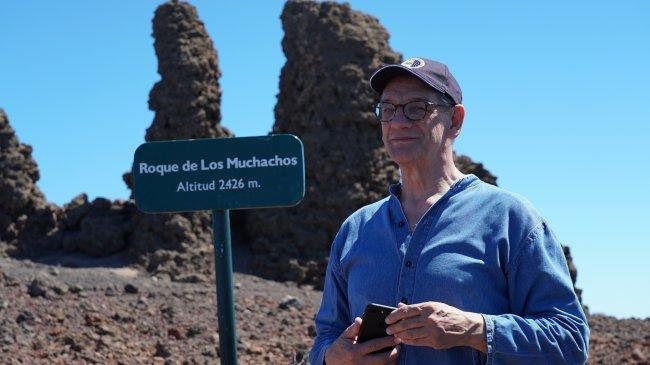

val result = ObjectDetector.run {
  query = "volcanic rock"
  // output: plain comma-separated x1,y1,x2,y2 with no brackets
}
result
27,278,48,298
244,0,401,286
0,109,59,256
124,283,139,294
61,193,92,229
453,153,497,185
0,109,46,221
127,210,215,281
279,295,303,310
27,275,68,298
5,1,233,282
154,341,172,358
186,324,206,338
563,245,584,306
145,0,232,142
61,198,134,257
122,1,237,282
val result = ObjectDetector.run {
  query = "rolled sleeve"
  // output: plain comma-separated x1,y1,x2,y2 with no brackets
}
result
484,221,589,364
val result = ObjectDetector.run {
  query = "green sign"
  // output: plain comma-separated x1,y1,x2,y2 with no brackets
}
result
132,134,305,213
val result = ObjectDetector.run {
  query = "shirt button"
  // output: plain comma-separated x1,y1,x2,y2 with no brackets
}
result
401,297,408,304
405,260,412,268
398,221,405,228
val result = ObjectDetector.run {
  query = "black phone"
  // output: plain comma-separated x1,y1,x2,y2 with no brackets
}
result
356,303,397,354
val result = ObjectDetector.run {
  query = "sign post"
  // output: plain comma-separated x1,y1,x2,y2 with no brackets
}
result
132,135,305,365
213,208,236,365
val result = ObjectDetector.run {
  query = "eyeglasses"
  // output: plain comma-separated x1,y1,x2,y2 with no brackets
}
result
374,100,451,123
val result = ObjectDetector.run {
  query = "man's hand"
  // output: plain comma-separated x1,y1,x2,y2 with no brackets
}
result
324,317,400,365
385,302,487,353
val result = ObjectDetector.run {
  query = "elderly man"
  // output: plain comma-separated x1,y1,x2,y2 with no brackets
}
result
309,58,589,365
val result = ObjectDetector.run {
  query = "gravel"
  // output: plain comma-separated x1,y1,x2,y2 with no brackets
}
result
1,256,646,364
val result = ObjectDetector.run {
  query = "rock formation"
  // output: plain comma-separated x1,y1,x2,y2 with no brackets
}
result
0,109,59,256
4,1,233,282
145,0,232,142
244,0,401,286
0,0,583,302
59,194,135,257
563,245,584,306
123,0,233,192
454,153,497,185
124,0,233,281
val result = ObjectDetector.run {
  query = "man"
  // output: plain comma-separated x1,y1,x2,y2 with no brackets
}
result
309,58,589,365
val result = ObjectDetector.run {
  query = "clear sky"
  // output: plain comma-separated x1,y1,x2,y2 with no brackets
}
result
1,1,648,318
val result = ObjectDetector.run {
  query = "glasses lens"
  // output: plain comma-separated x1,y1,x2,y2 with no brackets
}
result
404,101,427,120
377,102,395,122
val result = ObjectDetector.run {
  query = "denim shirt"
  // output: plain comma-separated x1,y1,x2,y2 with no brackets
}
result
309,174,589,365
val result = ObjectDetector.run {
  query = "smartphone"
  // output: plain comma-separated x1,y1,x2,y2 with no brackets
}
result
356,303,397,354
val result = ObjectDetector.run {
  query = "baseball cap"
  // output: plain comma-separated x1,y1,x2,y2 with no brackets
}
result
369,57,462,105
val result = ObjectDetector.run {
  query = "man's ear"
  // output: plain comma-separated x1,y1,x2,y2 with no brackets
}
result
450,104,465,134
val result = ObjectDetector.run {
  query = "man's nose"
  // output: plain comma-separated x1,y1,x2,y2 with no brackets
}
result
390,106,411,128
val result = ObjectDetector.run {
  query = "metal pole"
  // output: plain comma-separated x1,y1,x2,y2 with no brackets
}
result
212,209,237,365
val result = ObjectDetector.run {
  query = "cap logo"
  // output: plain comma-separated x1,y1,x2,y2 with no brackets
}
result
401,58,425,69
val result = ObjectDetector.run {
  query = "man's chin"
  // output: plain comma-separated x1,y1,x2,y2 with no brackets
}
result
387,151,421,166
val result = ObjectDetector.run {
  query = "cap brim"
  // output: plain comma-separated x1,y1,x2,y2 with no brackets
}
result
369,65,447,96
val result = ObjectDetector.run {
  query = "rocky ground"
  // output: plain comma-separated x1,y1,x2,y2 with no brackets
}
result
0,251,648,365
589,314,650,364
0,248,320,365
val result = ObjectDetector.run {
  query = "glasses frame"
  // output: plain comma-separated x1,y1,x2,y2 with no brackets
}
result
374,100,453,124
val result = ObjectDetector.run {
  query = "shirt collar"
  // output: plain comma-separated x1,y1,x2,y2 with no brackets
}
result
388,174,478,197
388,174,479,222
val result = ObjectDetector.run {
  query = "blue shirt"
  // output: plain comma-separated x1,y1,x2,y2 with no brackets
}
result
309,174,589,365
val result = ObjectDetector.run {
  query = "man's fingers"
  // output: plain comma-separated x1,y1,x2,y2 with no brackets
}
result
386,316,424,335
394,335,430,347
366,344,400,365
388,345,401,364
385,304,421,324
394,326,429,341
355,335,399,355
342,317,362,339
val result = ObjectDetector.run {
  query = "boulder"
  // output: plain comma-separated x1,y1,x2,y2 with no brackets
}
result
61,198,134,257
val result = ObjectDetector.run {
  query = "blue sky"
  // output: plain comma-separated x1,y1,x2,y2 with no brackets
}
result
2,1,648,318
